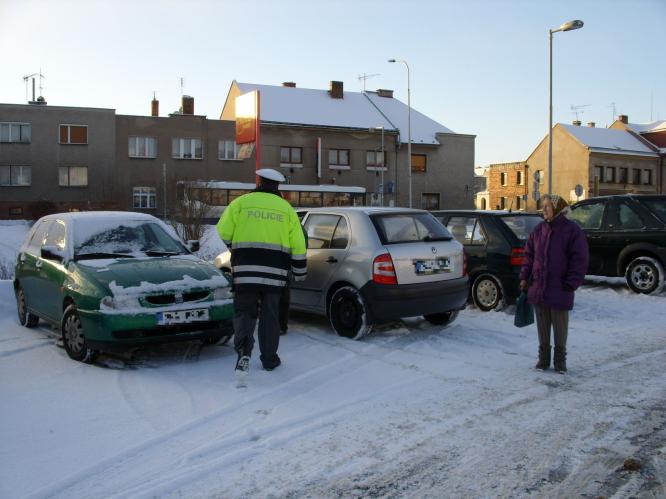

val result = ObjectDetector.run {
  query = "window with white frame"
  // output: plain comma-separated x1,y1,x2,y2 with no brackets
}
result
328,149,350,167
517,171,524,185
0,165,32,186
0,122,31,143
172,138,203,159
366,150,385,168
58,166,88,187
642,169,653,185
133,187,156,209
500,172,507,186
128,137,157,158
280,146,302,165
218,140,238,160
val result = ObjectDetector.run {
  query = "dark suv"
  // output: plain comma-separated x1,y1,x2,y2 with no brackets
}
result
568,195,666,294
432,210,542,310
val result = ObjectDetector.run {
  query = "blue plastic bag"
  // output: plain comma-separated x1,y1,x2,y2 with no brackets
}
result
514,291,534,328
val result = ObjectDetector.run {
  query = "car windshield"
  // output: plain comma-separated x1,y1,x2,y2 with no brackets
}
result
499,215,542,240
74,220,186,259
371,212,452,244
637,198,666,224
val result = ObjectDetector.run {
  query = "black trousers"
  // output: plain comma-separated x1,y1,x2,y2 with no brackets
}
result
279,284,290,333
233,288,282,365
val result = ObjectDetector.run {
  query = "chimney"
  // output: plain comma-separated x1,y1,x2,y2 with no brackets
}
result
329,80,343,99
182,95,194,115
619,114,628,124
587,122,595,128
282,82,296,88
151,93,159,117
376,89,393,98
572,120,581,126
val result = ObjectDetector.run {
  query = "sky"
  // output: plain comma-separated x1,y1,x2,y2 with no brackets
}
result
1,0,665,168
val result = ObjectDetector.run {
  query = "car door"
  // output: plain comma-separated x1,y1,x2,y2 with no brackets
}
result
291,213,350,308
17,219,53,316
568,200,610,275
35,219,68,322
603,200,653,276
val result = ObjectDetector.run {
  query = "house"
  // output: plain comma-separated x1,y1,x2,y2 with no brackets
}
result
485,161,528,211
221,80,476,210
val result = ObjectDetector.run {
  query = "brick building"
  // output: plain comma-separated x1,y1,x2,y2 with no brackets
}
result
485,161,529,211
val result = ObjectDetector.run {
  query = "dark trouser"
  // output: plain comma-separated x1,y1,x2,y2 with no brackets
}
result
534,305,569,348
279,285,290,333
233,288,282,365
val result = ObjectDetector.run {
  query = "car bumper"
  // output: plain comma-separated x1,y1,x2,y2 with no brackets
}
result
360,276,469,323
78,302,234,351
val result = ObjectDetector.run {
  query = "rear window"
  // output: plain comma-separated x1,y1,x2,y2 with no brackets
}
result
499,215,541,240
371,212,452,244
637,198,666,223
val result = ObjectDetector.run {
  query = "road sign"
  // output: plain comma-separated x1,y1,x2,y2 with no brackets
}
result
574,184,583,197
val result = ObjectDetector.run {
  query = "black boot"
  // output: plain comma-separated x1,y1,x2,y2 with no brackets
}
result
553,346,567,374
535,344,551,370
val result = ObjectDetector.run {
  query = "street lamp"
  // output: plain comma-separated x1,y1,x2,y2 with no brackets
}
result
388,58,412,208
548,19,583,196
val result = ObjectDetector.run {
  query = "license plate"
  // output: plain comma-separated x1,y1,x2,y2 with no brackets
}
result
156,308,209,325
413,258,451,275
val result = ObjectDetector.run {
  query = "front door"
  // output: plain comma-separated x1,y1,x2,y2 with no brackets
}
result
34,219,68,322
18,219,53,318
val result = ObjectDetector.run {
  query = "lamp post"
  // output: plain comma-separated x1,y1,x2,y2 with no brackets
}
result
548,19,583,196
388,58,412,208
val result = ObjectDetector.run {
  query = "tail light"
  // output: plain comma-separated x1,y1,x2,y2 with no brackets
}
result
373,253,398,285
463,250,468,276
510,247,525,266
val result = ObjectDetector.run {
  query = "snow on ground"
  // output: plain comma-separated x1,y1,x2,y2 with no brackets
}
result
1,224,665,498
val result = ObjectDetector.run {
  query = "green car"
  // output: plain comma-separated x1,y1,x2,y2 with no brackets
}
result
13,211,234,363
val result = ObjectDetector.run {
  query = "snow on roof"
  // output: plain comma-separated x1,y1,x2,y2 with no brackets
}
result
560,124,659,157
43,211,158,223
235,82,453,145
626,120,666,134
187,181,366,193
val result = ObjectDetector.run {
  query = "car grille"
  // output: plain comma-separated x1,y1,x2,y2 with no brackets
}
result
112,321,223,339
143,290,211,306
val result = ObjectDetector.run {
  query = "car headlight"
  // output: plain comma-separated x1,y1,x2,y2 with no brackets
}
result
213,287,233,300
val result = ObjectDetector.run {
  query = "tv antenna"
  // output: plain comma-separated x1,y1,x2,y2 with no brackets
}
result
570,104,590,121
358,73,380,92
179,76,185,96
23,69,46,102
608,102,617,124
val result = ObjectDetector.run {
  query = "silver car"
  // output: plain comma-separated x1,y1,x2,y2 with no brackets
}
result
216,207,469,339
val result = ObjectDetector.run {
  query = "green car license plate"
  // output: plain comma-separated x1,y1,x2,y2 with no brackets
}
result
156,308,209,325
414,258,450,275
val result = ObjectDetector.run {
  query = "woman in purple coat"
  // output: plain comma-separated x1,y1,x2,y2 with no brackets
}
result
519,195,589,373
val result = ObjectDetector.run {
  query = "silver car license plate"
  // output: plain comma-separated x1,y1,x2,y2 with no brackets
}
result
413,258,451,275
156,308,209,325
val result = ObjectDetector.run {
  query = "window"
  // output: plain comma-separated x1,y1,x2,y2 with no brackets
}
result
632,168,642,184
44,220,66,250
535,170,544,185
128,137,157,158
501,172,507,186
59,125,87,144
59,166,88,187
133,187,156,209
280,146,302,165
411,154,427,173
299,191,322,207
9,207,23,216
372,212,450,244
0,122,31,143
446,216,485,245
331,217,349,249
328,149,350,167
421,193,440,210
594,166,602,181
642,169,652,185
218,140,238,160
304,214,343,249
604,166,616,183
172,138,203,159
619,168,628,184
617,203,644,230
366,151,385,168
324,192,351,206
500,197,508,210
517,171,524,185
0,165,31,186
516,196,522,210
568,201,605,229
28,220,52,251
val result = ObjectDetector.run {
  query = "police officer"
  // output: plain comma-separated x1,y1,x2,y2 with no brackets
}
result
217,169,307,378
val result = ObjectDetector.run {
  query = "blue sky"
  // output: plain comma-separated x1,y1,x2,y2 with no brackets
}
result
1,0,664,167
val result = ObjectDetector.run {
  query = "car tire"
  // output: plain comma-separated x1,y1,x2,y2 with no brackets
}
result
472,274,503,311
15,284,39,328
625,256,665,295
424,310,459,326
328,286,372,340
62,304,97,363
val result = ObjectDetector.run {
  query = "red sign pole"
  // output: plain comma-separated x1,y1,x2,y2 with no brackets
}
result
255,90,261,186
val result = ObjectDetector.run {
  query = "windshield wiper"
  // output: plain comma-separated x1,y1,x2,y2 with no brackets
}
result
144,250,182,257
75,252,136,261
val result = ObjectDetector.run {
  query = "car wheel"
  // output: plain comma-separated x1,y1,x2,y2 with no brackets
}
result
15,285,39,328
62,304,97,363
472,274,503,311
328,286,372,340
424,310,459,326
625,257,664,295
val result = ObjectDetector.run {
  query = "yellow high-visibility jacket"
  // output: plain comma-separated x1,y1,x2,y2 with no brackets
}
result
217,190,307,290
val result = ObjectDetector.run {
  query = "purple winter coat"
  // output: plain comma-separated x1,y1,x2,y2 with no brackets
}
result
519,214,589,310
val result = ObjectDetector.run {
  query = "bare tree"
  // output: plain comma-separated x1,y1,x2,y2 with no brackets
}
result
171,182,211,243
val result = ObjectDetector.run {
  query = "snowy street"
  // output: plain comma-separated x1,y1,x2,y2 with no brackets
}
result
1,275,665,498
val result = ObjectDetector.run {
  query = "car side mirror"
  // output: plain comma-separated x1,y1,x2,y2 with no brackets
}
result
186,240,200,252
41,245,64,262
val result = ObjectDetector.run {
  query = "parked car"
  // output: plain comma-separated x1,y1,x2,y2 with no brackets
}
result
216,207,469,339
432,210,542,310
568,194,666,294
14,212,234,363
